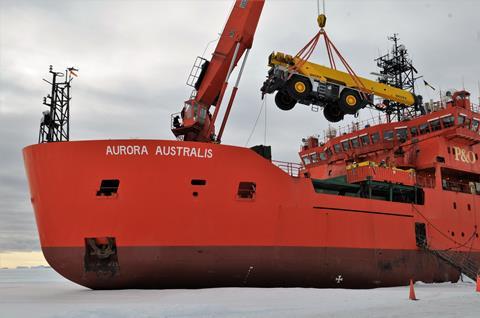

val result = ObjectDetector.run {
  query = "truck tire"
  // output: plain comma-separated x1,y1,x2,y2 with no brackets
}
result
323,104,344,122
338,89,365,114
275,90,296,111
286,75,312,100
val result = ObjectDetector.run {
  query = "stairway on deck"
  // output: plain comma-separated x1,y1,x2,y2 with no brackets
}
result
424,247,479,281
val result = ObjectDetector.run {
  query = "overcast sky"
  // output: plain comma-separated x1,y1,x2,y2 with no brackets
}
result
1,0,479,253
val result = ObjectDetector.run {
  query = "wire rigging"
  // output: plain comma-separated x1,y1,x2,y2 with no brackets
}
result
245,97,267,146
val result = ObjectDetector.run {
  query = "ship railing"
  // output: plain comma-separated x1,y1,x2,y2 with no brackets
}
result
272,160,303,177
442,180,477,194
320,112,390,142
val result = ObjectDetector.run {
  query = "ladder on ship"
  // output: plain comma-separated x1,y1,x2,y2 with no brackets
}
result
427,248,478,281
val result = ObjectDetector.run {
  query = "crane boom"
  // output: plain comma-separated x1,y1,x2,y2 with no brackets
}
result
195,0,264,107
172,0,264,142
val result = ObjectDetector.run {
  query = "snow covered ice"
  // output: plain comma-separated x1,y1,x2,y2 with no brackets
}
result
1,267,479,318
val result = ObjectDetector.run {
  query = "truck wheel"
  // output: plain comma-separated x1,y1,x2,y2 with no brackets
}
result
275,90,296,111
323,104,344,122
338,89,365,114
287,75,312,100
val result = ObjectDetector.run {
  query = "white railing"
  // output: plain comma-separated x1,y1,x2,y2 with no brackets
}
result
272,160,303,177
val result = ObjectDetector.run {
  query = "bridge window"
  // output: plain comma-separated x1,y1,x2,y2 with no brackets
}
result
395,128,408,142
360,134,370,146
457,115,465,126
371,132,380,144
471,119,479,132
410,126,419,137
341,140,350,151
325,148,333,157
429,119,441,131
383,130,394,141
441,115,455,128
464,117,472,129
319,152,327,161
311,153,320,163
419,123,430,135
351,137,360,148
302,155,311,165
333,143,342,153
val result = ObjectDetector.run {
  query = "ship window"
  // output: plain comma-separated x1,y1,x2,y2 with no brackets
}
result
419,123,430,135
471,119,479,132
464,117,471,129
468,203,471,211
311,153,320,163
191,179,207,186
410,126,419,137
453,202,456,209
371,132,380,144
457,115,465,126
341,140,350,151
360,134,370,146
333,143,342,153
395,128,408,142
237,182,256,199
319,152,327,161
96,179,120,197
442,116,455,128
325,148,333,157
429,119,441,131
302,155,311,165
351,137,360,148
383,130,394,141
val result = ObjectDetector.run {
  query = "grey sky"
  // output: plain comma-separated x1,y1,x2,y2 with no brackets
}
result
1,0,479,252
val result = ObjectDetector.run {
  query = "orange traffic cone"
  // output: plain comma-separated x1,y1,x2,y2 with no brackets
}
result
409,279,417,300
476,275,480,293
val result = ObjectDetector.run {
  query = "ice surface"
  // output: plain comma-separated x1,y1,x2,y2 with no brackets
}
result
1,268,479,318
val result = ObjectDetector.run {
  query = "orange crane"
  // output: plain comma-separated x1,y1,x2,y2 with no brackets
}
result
171,0,264,142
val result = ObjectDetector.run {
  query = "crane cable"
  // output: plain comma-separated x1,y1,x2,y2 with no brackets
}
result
289,0,369,100
245,97,267,146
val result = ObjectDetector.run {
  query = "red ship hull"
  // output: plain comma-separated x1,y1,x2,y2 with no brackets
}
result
23,140,478,289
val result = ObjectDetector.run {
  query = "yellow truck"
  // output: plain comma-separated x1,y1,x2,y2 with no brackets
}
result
260,52,421,122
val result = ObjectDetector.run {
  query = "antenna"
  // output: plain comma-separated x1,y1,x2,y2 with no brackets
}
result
478,80,480,105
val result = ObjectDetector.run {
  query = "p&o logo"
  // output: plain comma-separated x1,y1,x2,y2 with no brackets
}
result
452,146,476,164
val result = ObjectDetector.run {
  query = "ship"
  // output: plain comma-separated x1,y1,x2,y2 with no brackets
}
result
23,0,480,290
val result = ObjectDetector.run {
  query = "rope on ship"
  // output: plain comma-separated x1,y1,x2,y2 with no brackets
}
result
410,202,479,279
410,203,479,251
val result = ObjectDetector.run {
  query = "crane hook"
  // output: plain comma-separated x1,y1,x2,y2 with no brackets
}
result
317,13,327,29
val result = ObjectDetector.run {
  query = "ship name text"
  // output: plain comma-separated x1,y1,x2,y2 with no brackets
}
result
452,146,476,164
105,145,213,159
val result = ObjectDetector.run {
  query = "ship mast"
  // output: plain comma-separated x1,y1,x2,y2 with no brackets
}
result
375,34,421,122
38,66,78,143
